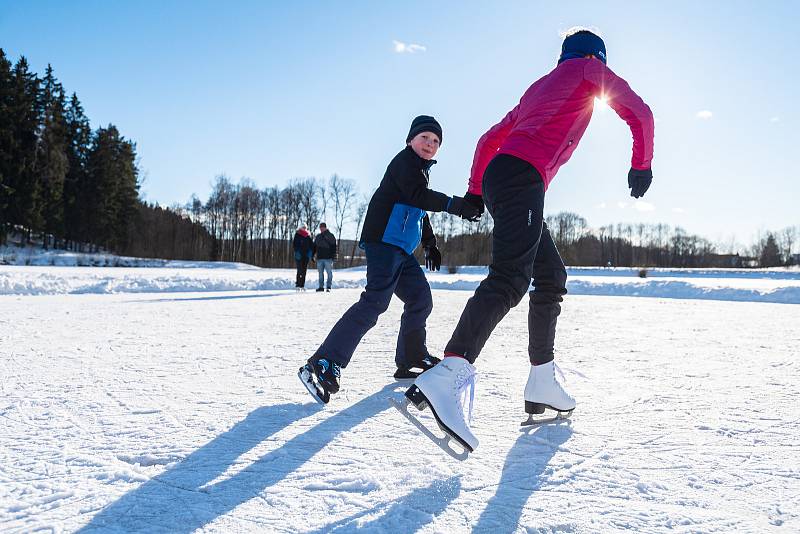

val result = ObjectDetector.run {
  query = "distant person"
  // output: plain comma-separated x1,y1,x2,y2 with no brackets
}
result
293,225,313,291
298,115,481,403
405,28,655,453
313,222,337,292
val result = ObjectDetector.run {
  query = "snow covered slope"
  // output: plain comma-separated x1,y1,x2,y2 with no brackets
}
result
1,280,798,532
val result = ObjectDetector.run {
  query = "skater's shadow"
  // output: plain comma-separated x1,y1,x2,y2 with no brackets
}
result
473,421,573,533
307,475,462,533
79,384,399,533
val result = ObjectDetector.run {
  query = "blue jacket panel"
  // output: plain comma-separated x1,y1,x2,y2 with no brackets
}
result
381,203,426,254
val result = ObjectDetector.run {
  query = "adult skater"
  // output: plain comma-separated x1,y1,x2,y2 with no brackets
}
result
293,225,313,291
299,115,481,404
313,222,337,292
406,29,655,452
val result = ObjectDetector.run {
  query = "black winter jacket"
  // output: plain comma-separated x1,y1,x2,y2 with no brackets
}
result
314,230,337,260
293,232,313,262
360,146,450,254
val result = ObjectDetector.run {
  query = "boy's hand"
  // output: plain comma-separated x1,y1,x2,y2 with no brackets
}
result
446,196,481,222
424,245,442,271
628,168,653,198
464,192,485,216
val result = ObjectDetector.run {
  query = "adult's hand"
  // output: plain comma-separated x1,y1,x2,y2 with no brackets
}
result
446,196,481,222
628,167,653,198
463,192,484,216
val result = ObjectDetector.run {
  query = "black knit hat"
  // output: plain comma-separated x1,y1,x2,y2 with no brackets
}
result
406,115,443,145
559,30,607,65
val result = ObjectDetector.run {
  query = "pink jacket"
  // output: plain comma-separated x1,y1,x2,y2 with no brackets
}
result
468,58,654,194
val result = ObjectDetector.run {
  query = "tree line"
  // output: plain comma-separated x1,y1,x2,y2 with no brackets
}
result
535,212,798,269
0,49,209,256
174,173,368,267
173,173,798,269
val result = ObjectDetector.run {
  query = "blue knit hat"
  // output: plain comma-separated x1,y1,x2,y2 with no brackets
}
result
559,30,607,65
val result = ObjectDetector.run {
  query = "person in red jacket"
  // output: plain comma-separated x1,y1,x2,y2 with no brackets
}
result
404,28,655,453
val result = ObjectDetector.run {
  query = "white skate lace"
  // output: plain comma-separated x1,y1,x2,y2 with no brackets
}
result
553,362,575,402
454,367,477,423
554,362,567,384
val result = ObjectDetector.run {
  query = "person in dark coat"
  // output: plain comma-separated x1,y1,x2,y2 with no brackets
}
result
298,115,482,403
293,225,313,291
313,222,337,291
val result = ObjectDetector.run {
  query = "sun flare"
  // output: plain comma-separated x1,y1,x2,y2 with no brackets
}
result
595,95,610,110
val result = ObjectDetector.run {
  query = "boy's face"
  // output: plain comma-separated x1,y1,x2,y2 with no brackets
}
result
407,131,440,160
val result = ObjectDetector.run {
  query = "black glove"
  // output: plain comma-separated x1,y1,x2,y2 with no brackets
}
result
463,192,485,216
446,196,481,222
628,167,653,198
424,245,442,272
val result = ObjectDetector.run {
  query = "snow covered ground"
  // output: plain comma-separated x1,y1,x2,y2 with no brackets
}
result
2,262,799,532
2,260,800,304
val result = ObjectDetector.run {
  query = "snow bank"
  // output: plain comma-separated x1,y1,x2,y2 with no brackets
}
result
1,261,800,303
0,245,261,270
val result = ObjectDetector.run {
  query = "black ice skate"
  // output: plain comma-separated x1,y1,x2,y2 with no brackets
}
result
393,354,441,380
298,356,340,405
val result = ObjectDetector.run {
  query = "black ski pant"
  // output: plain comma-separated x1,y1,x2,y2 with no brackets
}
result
445,154,567,364
295,258,309,288
314,242,432,368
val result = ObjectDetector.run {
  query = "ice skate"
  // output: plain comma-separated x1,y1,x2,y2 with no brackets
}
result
298,356,340,405
393,354,441,380
390,357,478,460
521,360,575,426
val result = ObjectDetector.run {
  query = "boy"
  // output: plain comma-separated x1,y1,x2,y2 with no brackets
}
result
299,115,481,404
404,29,655,452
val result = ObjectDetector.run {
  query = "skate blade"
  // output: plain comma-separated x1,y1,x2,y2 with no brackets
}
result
298,366,329,405
393,377,416,383
520,409,573,427
388,396,470,461
393,369,421,380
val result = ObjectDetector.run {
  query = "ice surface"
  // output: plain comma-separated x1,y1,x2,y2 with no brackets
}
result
1,265,798,532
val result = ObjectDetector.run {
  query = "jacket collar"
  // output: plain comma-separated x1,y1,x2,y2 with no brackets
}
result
403,145,436,170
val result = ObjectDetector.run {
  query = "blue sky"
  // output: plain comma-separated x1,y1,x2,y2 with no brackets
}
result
1,0,797,247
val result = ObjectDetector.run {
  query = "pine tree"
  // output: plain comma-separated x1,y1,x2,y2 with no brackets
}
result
37,64,69,248
85,125,139,251
112,131,139,251
63,93,91,247
0,49,14,242
6,56,42,241
760,233,782,267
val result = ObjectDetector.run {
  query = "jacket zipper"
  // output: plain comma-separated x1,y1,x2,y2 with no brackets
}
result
401,211,410,232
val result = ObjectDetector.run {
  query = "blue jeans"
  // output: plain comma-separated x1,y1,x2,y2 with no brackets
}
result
314,242,433,368
317,259,333,289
